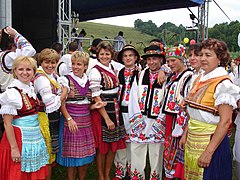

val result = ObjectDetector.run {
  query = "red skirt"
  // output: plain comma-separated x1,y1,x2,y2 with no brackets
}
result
90,110,126,154
0,126,48,180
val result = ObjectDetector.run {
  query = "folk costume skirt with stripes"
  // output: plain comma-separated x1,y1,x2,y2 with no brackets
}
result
57,104,95,167
0,114,49,179
185,118,232,180
91,93,126,154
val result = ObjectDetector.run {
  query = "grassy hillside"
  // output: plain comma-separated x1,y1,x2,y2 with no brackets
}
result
76,22,157,54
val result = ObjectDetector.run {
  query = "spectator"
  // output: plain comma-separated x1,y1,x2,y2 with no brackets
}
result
113,31,126,52
78,29,87,51
113,31,126,61
57,41,78,76
51,42,63,55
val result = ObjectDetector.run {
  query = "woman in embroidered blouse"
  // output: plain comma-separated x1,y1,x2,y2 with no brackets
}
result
89,41,126,180
57,51,105,180
34,48,67,180
0,56,49,179
177,44,202,141
0,26,36,140
157,45,193,179
184,38,239,180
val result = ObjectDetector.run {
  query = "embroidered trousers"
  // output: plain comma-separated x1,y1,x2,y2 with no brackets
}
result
130,142,164,180
114,142,131,179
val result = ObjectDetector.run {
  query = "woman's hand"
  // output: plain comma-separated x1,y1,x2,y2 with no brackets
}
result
198,150,213,168
91,101,107,110
179,135,187,150
67,118,78,133
4,26,18,38
180,99,186,109
105,118,115,130
11,146,21,163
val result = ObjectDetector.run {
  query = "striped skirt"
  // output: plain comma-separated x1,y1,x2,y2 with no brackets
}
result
57,104,95,167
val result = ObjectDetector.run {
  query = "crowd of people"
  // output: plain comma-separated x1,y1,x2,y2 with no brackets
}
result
0,26,239,180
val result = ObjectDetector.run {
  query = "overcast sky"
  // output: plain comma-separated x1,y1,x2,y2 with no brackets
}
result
89,0,239,28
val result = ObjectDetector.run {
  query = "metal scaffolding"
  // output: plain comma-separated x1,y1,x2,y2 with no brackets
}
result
197,0,209,42
58,0,71,52
0,0,12,28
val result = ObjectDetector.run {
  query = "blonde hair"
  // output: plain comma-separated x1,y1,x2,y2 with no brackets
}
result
38,48,60,65
12,56,37,79
71,51,90,66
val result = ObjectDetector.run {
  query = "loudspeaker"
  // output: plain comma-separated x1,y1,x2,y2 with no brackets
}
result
12,0,58,52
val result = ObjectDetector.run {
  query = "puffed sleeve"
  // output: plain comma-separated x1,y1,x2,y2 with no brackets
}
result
88,68,103,97
34,76,61,113
0,88,22,115
214,79,240,109
57,76,70,93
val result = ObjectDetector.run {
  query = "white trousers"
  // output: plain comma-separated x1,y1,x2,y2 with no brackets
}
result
131,142,164,180
114,142,131,179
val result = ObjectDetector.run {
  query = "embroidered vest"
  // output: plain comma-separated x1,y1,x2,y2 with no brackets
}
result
162,69,193,115
185,75,230,115
65,75,91,102
118,67,139,108
11,87,39,119
94,64,118,90
138,68,165,118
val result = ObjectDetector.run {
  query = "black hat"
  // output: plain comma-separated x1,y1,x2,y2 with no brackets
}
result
141,45,165,59
117,44,140,64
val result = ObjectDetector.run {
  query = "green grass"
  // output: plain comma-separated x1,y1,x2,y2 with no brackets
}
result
52,126,237,179
76,22,157,54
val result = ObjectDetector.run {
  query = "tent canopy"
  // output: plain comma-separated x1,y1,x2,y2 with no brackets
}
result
72,0,203,21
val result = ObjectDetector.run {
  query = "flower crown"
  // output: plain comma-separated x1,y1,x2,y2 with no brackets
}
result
166,44,186,60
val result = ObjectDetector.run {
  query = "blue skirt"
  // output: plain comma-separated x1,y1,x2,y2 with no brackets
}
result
56,115,95,167
203,135,232,180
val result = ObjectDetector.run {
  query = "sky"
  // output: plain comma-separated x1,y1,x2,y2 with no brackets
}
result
89,0,239,28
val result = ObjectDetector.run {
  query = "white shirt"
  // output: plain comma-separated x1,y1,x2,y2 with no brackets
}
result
59,54,72,74
0,79,36,115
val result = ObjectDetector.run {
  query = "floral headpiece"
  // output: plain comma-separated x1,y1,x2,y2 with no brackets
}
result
166,44,186,60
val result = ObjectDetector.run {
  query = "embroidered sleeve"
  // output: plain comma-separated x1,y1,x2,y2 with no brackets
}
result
89,68,103,97
160,64,172,75
3,34,36,71
214,79,240,109
0,88,22,115
57,76,70,93
34,76,61,113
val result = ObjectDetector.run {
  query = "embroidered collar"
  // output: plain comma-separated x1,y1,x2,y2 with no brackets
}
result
9,79,36,99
